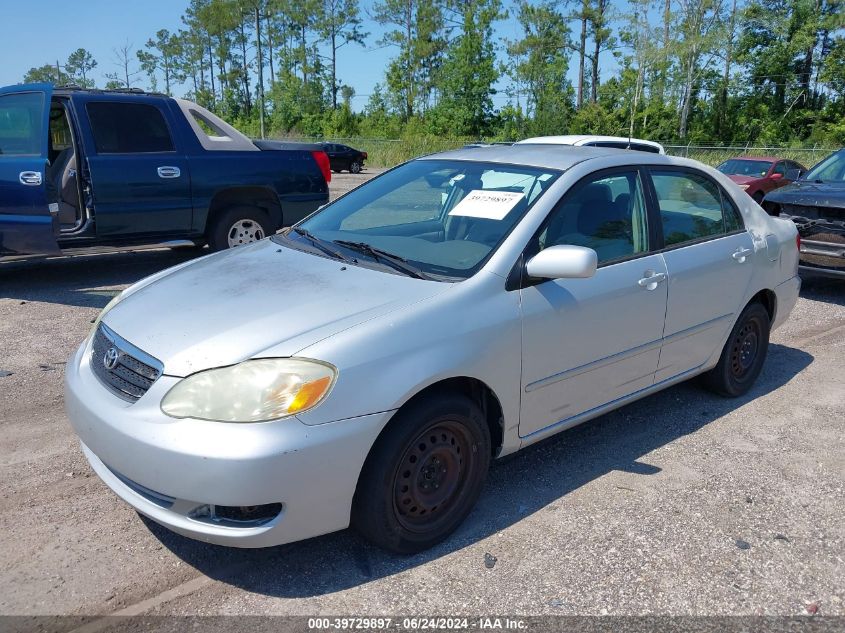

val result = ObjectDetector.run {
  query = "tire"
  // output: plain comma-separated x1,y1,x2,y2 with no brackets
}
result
752,191,764,204
207,206,275,252
350,160,363,174
352,392,491,554
702,302,771,397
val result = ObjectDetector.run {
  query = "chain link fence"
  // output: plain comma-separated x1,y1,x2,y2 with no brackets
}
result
278,135,835,169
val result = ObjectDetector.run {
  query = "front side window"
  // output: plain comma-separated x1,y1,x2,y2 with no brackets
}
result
86,102,174,154
772,161,788,176
0,92,44,156
651,170,739,247
291,159,559,279
538,170,649,264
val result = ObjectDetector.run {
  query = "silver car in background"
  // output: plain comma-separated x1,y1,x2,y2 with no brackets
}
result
65,145,801,553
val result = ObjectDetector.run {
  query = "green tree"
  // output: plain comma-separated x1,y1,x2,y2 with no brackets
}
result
428,0,504,136
138,29,185,94
23,64,67,85
65,48,98,87
507,1,574,136
317,0,367,109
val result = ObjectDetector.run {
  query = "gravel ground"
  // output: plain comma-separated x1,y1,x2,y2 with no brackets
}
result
0,170,842,618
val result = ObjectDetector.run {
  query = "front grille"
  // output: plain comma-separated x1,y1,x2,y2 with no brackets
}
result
91,324,163,402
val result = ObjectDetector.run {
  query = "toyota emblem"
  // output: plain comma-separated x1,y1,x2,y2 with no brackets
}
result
103,347,120,370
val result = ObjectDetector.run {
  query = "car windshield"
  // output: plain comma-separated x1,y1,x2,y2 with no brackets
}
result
281,159,559,280
717,159,772,177
803,150,845,182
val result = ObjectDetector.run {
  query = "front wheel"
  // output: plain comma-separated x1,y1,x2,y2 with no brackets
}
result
702,302,771,397
352,392,491,553
207,206,275,252
350,161,363,174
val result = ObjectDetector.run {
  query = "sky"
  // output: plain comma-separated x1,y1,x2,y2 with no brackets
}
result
1,0,609,112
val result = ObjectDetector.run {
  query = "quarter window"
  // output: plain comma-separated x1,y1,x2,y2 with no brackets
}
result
86,102,174,153
651,171,740,247
539,171,649,264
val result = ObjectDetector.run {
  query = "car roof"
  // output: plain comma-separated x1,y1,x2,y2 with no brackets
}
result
421,143,679,171
732,155,779,162
515,135,664,149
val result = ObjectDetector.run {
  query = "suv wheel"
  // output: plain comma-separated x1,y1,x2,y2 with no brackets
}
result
350,160,362,174
208,206,275,252
352,392,490,553
702,301,770,397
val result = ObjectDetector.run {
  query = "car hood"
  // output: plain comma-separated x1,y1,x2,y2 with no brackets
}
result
765,181,845,208
102,240,452,376
727,174,762,185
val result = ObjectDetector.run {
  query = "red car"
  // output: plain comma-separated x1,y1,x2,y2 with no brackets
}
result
716,156,806,204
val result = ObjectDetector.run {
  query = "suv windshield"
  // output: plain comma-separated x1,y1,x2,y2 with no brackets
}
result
803,150,845,183
280,159,559,279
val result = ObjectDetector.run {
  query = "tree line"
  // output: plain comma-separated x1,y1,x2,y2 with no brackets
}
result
22,0,845,146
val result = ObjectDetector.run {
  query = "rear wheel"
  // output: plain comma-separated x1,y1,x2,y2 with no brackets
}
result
702,302,770,397
350,160,363,174
352,392,490,553
207,206,274,252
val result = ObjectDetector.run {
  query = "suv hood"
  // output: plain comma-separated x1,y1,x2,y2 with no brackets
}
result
102,240,451,376
765,181,845,208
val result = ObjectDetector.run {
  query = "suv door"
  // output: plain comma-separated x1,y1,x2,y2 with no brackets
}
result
81,99,191,237
519,168,668,438
647,168,754,382
0,85,60,256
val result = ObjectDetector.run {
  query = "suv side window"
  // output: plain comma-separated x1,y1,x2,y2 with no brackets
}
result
86,102,174,154
538,170,649,265
772,161,787,176
651,170,739,247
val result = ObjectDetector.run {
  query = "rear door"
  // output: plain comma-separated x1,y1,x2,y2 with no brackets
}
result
81,98,191,237
0,84,60,256
647,168,754,382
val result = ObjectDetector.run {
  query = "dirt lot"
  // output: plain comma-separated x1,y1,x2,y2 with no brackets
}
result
0,170,843,619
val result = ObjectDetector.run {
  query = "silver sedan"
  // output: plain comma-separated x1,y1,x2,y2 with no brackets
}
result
65,145,801,553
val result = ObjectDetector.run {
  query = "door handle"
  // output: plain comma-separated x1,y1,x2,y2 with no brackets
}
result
157,166,181,179
637,271,667,290
732,247,752,263
19,171,42,186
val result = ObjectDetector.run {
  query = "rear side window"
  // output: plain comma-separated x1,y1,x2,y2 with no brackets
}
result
86,102,174,153
651,170,740,247
0,92,44,156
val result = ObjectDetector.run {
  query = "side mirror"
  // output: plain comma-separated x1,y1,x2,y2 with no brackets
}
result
785,168,802,181
770,172,783,180
525,245,597,280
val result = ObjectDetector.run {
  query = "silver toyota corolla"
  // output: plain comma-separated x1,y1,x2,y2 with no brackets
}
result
65,145,801,553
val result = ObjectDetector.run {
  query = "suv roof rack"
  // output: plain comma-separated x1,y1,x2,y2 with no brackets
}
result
54,85,168,97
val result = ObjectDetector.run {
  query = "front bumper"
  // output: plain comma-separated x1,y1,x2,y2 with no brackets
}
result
65,338,393,548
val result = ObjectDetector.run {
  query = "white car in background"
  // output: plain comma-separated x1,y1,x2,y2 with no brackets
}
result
517,135,666,155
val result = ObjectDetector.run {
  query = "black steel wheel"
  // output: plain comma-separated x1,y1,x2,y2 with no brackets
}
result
352,392,490,553
702,301,770,397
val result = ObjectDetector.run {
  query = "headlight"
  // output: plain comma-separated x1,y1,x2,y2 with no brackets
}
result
161,358,337,422
739,184,751,190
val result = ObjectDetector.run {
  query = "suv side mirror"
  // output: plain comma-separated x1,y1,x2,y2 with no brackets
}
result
785,168,802,181
525,245,597,280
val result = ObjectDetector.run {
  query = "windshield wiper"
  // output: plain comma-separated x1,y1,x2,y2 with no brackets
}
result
291,227,351,262
333,240,429,279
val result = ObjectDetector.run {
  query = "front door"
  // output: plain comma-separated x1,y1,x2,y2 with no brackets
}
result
0,84,60,256
647,168,755,381
81,99,192,238
519,168,668,438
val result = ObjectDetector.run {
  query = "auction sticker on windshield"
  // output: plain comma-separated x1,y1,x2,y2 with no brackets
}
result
449,190,525,220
